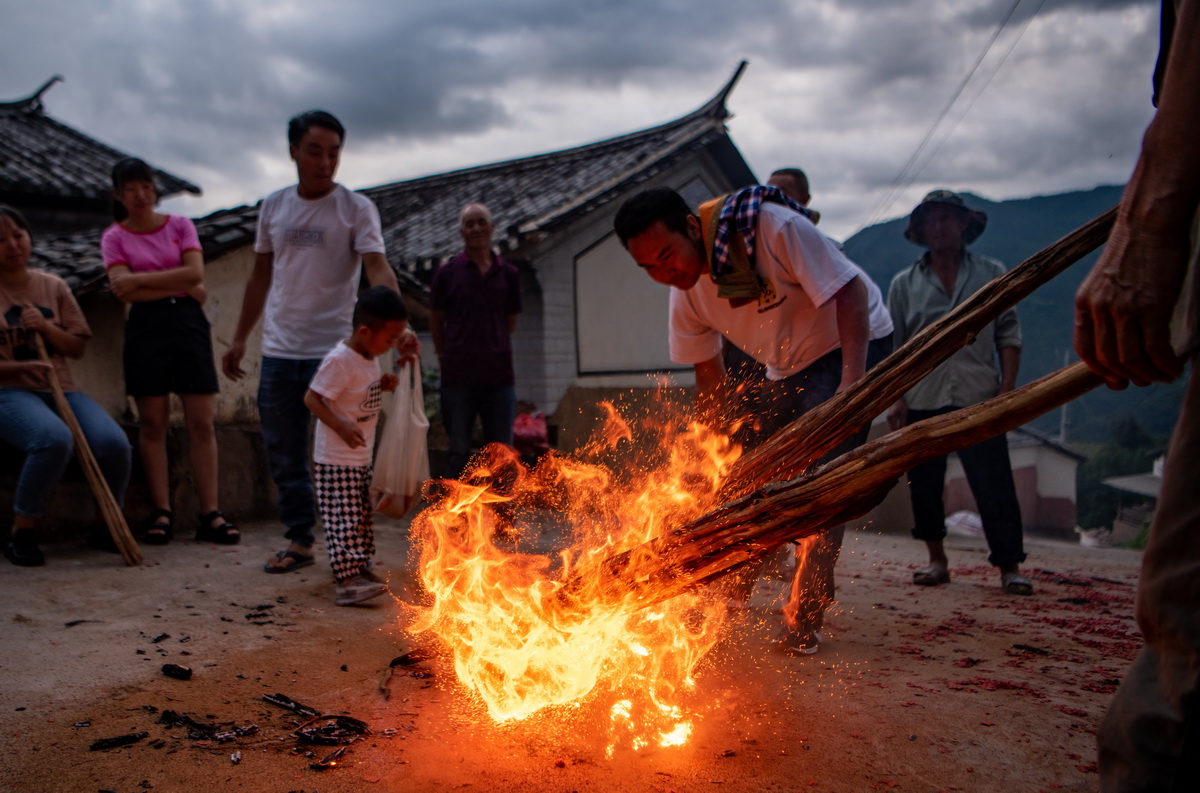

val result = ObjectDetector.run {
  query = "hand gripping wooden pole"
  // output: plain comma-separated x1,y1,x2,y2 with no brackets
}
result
34,334,141,565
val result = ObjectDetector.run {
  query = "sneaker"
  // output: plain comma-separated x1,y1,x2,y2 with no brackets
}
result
335,574,388,606
5,531,45,567
360,567,386,584
777,629,821,656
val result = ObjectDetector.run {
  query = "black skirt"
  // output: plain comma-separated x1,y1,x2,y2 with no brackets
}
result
123,296,219,396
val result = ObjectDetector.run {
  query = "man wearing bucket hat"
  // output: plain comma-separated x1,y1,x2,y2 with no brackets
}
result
885,189,1031,596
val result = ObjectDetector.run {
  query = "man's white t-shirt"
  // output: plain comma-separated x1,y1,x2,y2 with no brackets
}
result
308,341,384,467
669,203,893,380
254,184,387,359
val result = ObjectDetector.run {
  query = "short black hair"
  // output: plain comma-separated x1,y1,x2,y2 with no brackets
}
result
613,187,693,246
0,204,33,240
770,167,810,197
287,110,345,147
110,157,157,221
353,285,408,331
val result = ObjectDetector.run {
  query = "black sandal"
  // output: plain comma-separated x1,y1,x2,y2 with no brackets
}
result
143,509,174,546
6,529,45,566
196,511,240,545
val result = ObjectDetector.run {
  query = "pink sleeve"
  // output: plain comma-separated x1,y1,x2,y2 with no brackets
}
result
174,216,202,253
100,224,127,269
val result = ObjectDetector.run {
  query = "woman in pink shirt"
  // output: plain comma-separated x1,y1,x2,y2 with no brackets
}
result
101,158,237,545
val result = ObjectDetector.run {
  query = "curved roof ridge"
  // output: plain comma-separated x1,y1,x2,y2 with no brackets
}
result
0,75,63,115
1,75,202,202
693,59,747,123
366,60,749,200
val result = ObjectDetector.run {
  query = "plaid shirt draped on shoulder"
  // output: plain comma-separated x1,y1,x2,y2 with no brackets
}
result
710,185,813,284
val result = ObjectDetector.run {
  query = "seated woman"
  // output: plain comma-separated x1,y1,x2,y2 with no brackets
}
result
101,158,238,545
0,205,132,566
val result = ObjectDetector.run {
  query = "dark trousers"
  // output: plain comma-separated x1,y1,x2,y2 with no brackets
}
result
440,383,516,478
1099,356,1200,792
905,406,1026,568
732,336,892,635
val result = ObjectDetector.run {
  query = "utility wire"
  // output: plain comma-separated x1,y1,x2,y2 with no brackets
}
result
859,0,1033,230
903,0,1047,192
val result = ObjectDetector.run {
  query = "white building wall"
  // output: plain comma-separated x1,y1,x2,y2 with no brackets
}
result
526,244,579,415
518,160,730,415
1010,446,1077,500
510,267,544,409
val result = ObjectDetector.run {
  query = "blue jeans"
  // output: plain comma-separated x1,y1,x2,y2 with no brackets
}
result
257,356,321,547
0,389,131,519
440,384,516,478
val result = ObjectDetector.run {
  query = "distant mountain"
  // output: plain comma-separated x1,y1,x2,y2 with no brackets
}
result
842,186,1186,444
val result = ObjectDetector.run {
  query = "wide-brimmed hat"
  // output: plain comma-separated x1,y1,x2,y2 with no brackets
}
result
904,190,987,246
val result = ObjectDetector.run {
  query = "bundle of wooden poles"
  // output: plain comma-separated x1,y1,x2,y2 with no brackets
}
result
559,207,1118,610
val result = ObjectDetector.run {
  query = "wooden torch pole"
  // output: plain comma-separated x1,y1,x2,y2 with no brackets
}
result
33,334,141,565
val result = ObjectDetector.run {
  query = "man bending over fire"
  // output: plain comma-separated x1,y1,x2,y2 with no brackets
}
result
613,185,893,655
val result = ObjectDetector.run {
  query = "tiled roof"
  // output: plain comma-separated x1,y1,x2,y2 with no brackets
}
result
27,63,753,297
24,206,260,295
27,226,106,294
1,76,201,210
367,61,752,282
1009,425,1088,461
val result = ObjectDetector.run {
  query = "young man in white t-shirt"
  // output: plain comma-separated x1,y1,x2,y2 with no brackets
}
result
305,286,408,605
613,186,893,656
221,110,413,574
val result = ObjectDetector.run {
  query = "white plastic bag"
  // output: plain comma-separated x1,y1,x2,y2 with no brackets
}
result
370,362,430,518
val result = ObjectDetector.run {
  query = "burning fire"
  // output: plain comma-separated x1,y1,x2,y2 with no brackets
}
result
408,395,743,752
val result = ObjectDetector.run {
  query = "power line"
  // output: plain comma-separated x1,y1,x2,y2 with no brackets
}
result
903,0,1047,192
859,0,1040,230
863,0,1025,226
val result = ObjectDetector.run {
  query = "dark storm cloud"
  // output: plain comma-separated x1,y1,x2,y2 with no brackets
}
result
151,0,800,145
6,0,801,195
0,0,1163,237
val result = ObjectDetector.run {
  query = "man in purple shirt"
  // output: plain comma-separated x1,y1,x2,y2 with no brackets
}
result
430,203,522,477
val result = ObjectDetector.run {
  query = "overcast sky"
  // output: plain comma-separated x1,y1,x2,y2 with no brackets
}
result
2,0,1160,241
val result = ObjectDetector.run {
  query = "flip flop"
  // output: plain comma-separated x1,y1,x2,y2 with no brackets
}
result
264,550,315,574
913,564,951,586
1002,572,1034,596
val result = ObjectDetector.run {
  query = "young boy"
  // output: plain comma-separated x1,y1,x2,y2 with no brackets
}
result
223,110,413,576
304,286,408,605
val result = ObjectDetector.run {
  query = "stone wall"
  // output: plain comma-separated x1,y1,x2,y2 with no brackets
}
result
1,422,276,537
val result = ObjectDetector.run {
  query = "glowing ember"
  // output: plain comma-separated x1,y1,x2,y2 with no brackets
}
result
408,395,742,751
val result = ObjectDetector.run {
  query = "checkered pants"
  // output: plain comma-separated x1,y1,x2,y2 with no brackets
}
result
314,463,375,582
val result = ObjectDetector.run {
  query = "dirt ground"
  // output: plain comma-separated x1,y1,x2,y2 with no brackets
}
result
0,511,1142,793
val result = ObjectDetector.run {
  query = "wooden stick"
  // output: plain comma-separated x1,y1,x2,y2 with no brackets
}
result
559,363,1103,610
33,335,141,565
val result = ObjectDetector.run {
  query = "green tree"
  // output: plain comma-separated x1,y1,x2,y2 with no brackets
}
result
1075,414,1157,529
1112,414,1152,450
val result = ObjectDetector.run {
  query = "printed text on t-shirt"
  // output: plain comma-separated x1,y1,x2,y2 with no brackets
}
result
284,228,325,248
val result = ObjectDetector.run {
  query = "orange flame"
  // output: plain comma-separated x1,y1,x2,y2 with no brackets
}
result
408,396,742,752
